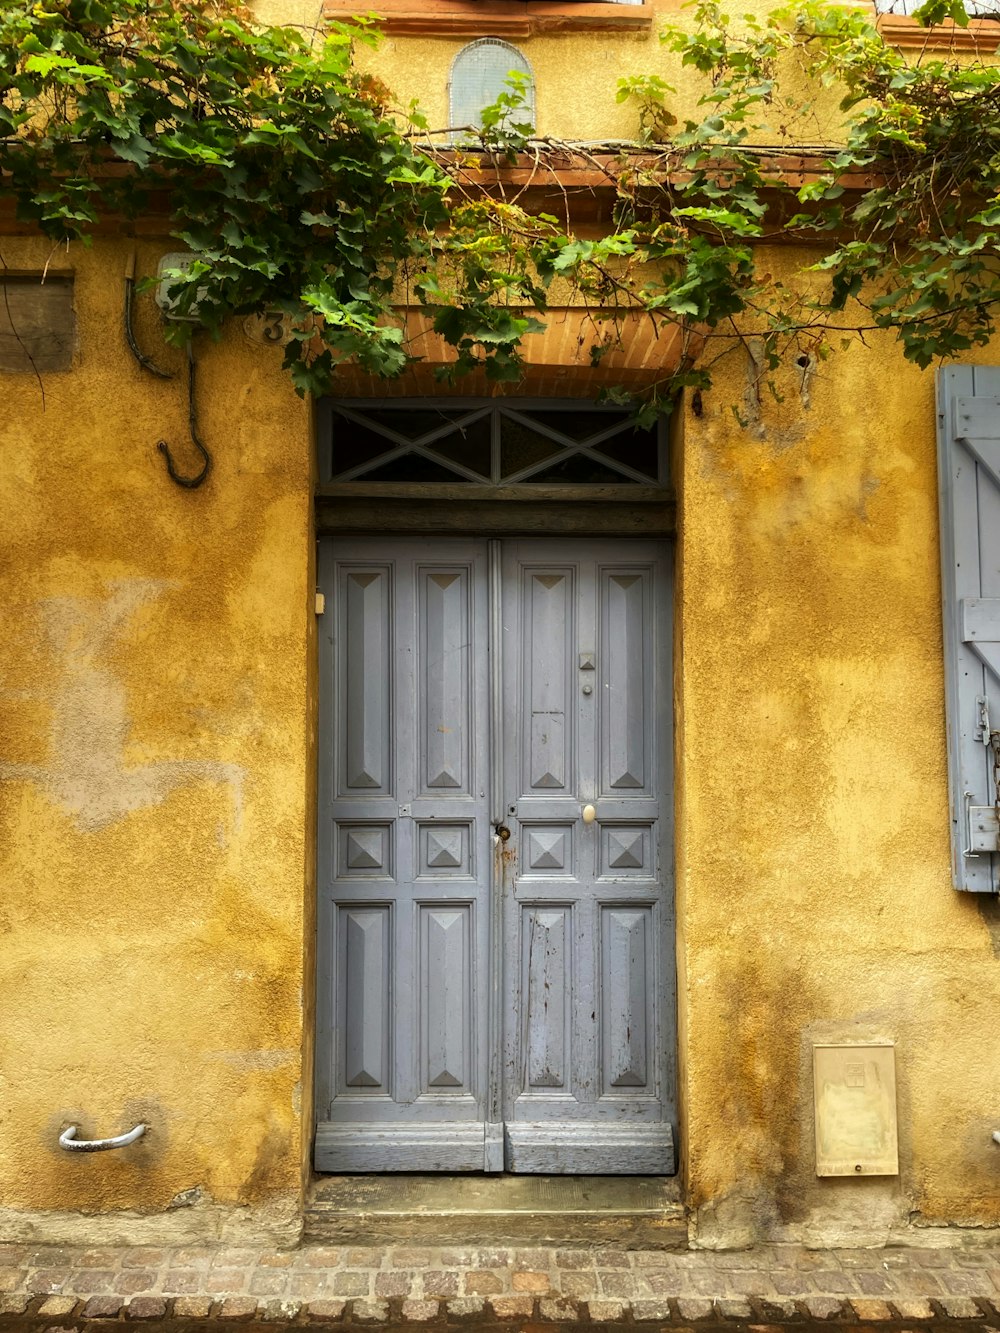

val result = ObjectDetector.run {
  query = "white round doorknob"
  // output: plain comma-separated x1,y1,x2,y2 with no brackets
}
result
582,804,597,824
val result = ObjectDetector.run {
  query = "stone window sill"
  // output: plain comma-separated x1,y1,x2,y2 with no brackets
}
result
876,13,1000,49
322,0,652,37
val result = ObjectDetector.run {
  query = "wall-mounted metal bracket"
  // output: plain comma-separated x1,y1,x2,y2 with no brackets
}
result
157,342,211,489
123,253,173,380
59,1122,147,1153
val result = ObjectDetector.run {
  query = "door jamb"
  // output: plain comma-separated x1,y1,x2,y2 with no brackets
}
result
486,537,505,1170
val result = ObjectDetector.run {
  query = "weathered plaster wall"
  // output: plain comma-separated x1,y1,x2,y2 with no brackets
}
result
353,29,656,140
346,0,842,145
3,0,1000,1250
676,325,1000,1247
356,3,1000,1245
0,238,314,1243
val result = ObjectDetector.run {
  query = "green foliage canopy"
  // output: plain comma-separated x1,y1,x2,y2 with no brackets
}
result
3,0,1000,409
0,0,557,393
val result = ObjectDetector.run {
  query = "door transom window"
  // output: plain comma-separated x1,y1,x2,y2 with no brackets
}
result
320,400,666,487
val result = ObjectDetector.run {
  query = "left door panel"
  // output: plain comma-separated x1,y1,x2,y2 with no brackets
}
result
316,539,492,1170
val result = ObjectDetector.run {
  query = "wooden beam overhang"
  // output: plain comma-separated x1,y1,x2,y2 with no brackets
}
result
322,0,1000,48
324,305,701,399
322,0,652,37
432,145,883,227
0,145,882,236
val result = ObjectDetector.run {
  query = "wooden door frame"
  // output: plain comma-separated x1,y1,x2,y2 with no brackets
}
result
315,397,676,540
312,397,679,1177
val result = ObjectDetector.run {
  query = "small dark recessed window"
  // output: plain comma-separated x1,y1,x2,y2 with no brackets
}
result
0,275,74,373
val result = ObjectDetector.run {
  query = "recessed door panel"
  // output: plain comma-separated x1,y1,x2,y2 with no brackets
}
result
602,905,652,1093
523,906,572,1091
524,570,574,793
603,570,650,794
339,567,391,795
420,567,472,795
420,904,474,1093
340,906,390,1092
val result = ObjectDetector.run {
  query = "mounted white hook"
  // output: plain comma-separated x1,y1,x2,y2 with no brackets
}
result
59,1123,147,1153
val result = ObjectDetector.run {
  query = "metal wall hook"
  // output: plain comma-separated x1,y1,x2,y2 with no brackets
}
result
124,253,173,380
157,342,211,489
59,1122,147,1153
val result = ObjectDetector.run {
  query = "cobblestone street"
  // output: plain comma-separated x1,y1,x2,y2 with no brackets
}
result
1,1241,1000,1326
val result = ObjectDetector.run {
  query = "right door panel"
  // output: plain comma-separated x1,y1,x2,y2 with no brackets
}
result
501,540,676,1173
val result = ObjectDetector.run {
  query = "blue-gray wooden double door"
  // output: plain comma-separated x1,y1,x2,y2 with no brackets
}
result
316,537,675,1173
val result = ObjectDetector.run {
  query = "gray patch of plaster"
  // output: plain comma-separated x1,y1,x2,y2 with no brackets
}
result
0,1198,302,1247
169,1185,207,1210
205,1049,297,1071
741,340,767,440
0,579,245,834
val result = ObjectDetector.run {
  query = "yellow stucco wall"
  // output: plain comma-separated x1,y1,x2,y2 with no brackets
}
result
0,237,314,1242
2,0,999,1247
676,331,1000,1245
355,30,654,142
348,0,840,144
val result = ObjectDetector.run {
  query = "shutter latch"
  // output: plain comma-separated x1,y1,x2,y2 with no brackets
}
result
965,800,999,855
963,695,1000,852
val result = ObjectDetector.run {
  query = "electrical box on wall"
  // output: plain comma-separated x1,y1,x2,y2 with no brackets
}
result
155,251,205,322
813,1043,899,1177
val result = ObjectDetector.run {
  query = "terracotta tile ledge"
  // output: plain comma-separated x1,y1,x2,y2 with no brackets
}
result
876,13,1000,50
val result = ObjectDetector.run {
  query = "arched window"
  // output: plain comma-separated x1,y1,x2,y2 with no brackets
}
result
448,38,535,138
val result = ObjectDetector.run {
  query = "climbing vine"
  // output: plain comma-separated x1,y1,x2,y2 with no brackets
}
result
3,0,1000,409
0,0,556,393
611,0,1000,399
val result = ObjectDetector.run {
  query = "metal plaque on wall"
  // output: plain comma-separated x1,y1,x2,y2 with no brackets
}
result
813,1043,899,1177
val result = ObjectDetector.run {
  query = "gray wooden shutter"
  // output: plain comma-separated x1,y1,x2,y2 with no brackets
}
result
937,366,1000,893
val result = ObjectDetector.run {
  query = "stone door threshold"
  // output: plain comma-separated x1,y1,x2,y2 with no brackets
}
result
305,1175,686,1248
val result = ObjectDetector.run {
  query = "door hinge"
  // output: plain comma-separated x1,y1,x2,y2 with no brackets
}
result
315,591,326,616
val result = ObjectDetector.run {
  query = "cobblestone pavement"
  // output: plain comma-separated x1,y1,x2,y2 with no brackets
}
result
1,1242,1000,1325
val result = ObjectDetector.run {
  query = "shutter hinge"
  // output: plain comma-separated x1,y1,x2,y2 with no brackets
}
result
977,695,991,744
315,591,325,616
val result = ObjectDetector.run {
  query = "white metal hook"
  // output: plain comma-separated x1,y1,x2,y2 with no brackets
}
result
59,1123,147,1153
